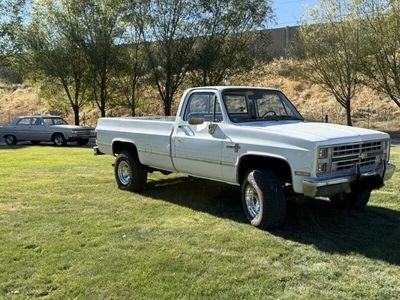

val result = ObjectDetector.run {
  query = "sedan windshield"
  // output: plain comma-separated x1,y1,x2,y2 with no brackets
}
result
222,89,303,123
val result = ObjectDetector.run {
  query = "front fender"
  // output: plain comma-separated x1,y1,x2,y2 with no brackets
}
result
236,151,292,184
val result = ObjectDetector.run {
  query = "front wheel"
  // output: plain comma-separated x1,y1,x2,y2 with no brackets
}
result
52,133,66,146
241,169,286,229
5,135,17,145
330,188,371,210
114,151,147,192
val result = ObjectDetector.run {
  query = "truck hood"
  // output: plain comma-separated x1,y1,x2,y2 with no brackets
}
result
238,121,389,144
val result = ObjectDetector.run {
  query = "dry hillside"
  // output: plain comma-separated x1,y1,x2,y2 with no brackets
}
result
1,60,399,131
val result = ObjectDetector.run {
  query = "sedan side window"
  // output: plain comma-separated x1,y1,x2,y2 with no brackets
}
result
17,118,32,126
42,118,53,125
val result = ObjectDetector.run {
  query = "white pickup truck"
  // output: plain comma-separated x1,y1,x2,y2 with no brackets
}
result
94,86,395,229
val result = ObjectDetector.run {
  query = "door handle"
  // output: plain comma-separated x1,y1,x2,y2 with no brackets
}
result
226,143,241,152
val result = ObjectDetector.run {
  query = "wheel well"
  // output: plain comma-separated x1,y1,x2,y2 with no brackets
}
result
112,141,139,161
237,155,292,185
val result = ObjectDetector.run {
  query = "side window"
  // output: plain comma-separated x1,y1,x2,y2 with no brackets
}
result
42,118,53,125
53,118,67,125
17,118,32,126
183,93,223,122
32,118,41,125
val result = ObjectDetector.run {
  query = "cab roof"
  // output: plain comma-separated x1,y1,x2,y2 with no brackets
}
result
186,86,282,93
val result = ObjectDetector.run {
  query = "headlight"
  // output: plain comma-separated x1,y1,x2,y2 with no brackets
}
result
317,163,327,173
316,146,331,176
318,147,328,159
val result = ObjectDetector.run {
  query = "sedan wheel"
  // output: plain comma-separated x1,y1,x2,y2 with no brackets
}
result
5,135,17,145
53,133,66,146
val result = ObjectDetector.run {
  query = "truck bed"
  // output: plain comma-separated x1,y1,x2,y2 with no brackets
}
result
96,117,176,171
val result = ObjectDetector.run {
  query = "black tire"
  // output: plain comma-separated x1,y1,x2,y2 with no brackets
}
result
5,135,17,145
330,188,371,210
241,169,286,229
77,139,89,146
52,133,66,146
114,151,147,192
31,141,40,145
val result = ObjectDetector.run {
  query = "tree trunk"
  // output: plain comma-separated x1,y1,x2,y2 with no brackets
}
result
346,103,352,126
131,104,135,117
100,106,106,118
73,105,80,125
164,104,171,116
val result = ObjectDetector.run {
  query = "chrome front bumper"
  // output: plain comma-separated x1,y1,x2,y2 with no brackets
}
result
303,163,396,198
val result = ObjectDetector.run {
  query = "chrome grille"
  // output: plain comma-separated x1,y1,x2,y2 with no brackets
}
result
331,141,383,173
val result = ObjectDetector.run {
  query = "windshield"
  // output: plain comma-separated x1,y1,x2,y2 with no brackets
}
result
222,89,303,123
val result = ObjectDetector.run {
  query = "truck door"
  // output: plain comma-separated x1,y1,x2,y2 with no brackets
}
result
172,92,225,180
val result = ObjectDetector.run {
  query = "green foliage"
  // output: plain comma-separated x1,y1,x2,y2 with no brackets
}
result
135,0,203,115
66,0,126,117
113,31,148,116
25,0,91,125
354,0,400,108
0,0,29,62
191,0,273,86
0,146,399,298
293,0,362,126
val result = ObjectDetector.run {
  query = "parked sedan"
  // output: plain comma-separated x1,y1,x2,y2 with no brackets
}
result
0,115,93,146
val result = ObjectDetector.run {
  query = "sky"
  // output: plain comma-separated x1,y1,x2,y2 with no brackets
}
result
272,0,319,28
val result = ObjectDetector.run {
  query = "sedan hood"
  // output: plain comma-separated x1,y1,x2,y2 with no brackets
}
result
238,121,389,144
52,125,94,130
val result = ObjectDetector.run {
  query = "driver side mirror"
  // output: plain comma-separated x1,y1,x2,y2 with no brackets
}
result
188,116,204,125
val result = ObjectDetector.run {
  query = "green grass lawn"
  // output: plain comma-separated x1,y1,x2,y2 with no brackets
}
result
0,145,399,299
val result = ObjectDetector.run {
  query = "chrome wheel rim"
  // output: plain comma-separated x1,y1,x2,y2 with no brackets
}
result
118,161,131,186
6,136,14,144
54,135,63,146
245,184,261,218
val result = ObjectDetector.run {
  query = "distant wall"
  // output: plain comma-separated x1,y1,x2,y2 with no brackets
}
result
265,26,299,58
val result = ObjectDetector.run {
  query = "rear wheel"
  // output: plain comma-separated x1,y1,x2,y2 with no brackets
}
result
330,188,371,210
241,169,286,229
52,133,66,146
77,139,89,146
114,151,147,192
5,135,17,145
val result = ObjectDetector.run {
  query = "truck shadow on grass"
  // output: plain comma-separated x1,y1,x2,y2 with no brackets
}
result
144,176,400,265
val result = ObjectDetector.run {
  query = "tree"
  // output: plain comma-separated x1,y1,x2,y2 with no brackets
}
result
355,0,400,108
293,0,362,126
135,0,202,116
58,0,125,118
192,0,273,86
115,41,147,117
0,0,29,63
26,0,89,125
